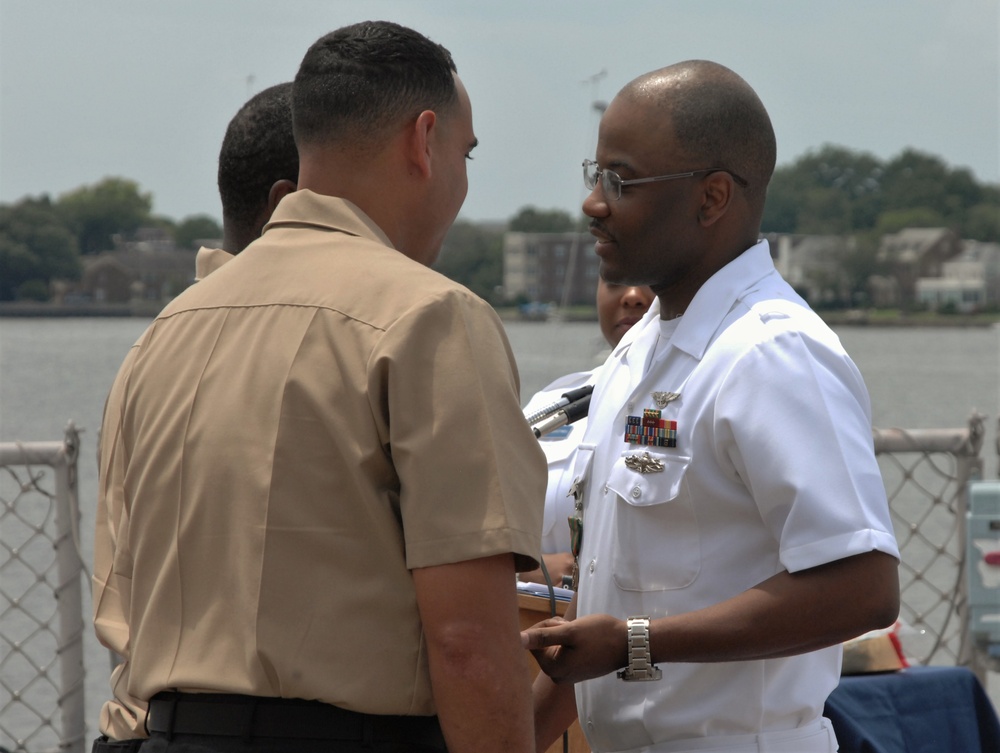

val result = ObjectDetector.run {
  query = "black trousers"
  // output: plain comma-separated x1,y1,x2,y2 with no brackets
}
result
91,737,144,753
94,734,445,753
93,689,448,753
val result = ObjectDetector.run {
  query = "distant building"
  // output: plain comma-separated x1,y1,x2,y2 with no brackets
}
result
79,249,197,303
877,227,963,305
73,227,196,304
502,231,599,306
111,226,177,254
915,240,1000,312
767,233,853,306
867,275,901,309
502,226,990,314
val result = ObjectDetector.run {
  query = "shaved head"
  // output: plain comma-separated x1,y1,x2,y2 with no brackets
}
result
622,61,776,214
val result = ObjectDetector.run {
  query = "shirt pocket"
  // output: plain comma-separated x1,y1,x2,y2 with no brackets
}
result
607,451,700,592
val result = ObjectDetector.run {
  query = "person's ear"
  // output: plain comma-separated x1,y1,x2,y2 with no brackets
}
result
698,172,735,227
405,110,437,179
266,179,297,217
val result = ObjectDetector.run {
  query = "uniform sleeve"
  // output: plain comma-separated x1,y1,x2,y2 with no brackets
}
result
369,288,546,573
93,343,149,740
714,328,900,573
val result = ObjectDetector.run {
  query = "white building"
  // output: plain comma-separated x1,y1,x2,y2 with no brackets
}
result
915,240,1000,312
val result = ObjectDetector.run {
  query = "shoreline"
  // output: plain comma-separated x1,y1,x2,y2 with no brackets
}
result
3,302,999,328
0,302,164,319
494,307,1000,328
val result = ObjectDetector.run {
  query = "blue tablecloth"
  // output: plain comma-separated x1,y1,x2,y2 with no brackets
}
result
824,665,1000,753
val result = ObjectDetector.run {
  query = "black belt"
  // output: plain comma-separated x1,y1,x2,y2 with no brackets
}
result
147,692,446,747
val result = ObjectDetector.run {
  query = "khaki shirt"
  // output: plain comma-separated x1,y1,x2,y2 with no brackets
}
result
94,191,546,738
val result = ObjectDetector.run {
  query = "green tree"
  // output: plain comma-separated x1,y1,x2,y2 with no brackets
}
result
879,150,986,233
795,187,853,234
874,207,948,236
57,177,153,254
508,206,582,232
762,145,998,241
965,202,1000,242
762,145,883,233
841,232,885,307
760,173,803,233
174,214,223,250
880,150,955,209
0,196,81,301
434,220,505,303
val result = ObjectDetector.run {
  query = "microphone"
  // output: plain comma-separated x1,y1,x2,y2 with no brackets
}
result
523,385,594,426
531,391,591,438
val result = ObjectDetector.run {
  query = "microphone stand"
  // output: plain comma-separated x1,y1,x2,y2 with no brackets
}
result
531,392,591,438
523,385,593,427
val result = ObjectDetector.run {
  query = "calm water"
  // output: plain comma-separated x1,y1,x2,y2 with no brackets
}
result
2,316,999,731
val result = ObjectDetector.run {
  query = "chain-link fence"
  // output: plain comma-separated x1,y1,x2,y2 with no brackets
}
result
1,424,86,753
873,412,989,679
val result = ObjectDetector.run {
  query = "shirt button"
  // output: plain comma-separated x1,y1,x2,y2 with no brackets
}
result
589,559,596,573
603,484,609,495
631,485,642,499
587,718,594,731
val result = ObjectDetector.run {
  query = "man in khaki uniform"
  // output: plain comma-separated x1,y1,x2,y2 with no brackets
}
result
93,21,545,753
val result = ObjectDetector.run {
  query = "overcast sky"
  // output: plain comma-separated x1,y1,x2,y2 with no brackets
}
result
1,0,997,225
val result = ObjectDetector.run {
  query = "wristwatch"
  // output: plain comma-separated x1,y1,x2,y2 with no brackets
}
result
617,615,662,681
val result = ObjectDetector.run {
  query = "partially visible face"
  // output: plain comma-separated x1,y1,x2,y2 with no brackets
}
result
596,278,655,347
419,73,476,265
582,92,706,294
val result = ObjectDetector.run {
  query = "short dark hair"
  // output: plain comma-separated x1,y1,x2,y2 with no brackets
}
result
292,21,458,152
217,82,298,234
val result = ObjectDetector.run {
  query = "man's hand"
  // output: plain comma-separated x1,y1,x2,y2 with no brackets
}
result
521,613,627,684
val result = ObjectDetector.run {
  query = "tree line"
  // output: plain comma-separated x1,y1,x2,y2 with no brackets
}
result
2,146,997,303
0,178,221,301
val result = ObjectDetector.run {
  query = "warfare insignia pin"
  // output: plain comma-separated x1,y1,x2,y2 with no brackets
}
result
652,391,680,408
624,452,665,474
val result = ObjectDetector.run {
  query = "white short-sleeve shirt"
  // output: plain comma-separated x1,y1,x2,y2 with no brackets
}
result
573,240,900,751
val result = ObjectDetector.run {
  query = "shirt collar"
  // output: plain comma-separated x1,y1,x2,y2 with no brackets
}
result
611,239,778,362
194,246,235,282
262,189,396,250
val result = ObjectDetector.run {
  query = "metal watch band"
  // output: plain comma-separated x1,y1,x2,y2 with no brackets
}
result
617,615,662,681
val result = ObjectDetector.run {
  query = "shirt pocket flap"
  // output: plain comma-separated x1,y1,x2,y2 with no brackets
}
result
568,443,596,491
607,452,691,508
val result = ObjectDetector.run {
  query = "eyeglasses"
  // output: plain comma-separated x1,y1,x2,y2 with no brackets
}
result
583,159,748,201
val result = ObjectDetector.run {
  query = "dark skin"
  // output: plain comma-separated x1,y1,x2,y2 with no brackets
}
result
522,63,900,752
221,178,297,254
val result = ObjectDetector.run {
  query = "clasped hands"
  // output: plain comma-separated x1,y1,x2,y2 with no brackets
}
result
520,613,628,684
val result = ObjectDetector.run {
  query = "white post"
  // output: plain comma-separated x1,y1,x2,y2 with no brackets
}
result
52,423,86,753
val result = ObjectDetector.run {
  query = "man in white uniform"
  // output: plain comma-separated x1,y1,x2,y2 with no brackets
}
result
524,60,900,753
